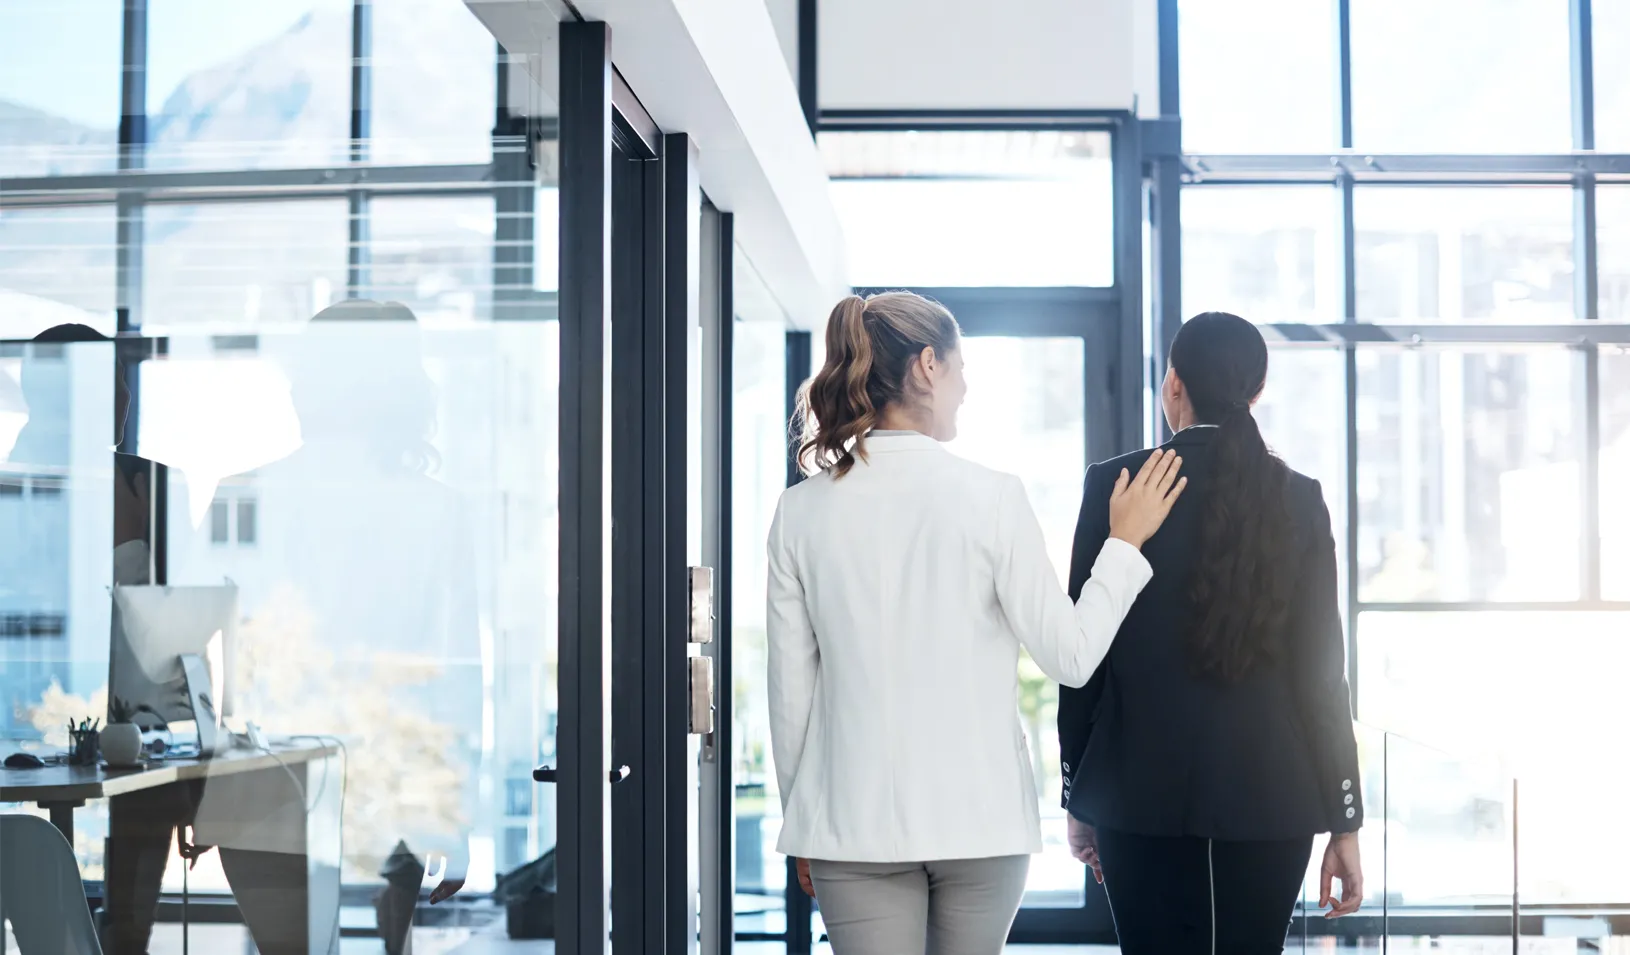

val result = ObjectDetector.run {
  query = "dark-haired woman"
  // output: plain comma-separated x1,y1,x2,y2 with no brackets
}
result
766,291,1186,955
1057,312,1364,954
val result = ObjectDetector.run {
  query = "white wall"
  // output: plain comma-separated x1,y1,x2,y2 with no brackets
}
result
819,0,1159,114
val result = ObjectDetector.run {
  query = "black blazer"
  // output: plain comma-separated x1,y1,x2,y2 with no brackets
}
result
1057,426,1363,840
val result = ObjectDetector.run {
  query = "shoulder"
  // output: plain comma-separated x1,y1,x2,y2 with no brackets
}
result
1085,446,1163,495
1281,465,1327,511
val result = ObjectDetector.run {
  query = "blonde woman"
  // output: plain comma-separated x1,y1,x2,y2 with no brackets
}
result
767,291,1185,955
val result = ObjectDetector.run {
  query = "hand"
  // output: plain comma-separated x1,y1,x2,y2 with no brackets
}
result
1108,449,1187,548
1066,816,1102,884
796,857,816,898
429,878,466,905
1319,832,1363,918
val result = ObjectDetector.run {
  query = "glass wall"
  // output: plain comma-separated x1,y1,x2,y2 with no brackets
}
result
1,1,564,950
1180,0,1630,921
732,245,793,937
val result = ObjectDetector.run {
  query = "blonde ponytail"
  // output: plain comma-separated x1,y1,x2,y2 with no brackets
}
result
797,291,960,477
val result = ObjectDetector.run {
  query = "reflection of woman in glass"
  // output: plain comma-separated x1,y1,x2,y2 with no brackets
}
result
253,300,478,908
1058,314,1364,953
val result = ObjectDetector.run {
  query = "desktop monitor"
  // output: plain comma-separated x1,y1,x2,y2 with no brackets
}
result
108,583,237,733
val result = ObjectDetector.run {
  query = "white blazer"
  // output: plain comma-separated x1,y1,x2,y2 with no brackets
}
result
766,432,1153,863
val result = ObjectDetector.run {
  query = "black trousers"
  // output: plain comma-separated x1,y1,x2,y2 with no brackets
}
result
1095,827,1314,955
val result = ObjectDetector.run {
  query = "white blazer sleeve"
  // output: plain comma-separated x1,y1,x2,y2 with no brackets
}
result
766,496,819,814
993,475,1152,687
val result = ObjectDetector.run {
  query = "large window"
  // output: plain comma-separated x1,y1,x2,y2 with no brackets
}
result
1177,0,1630,923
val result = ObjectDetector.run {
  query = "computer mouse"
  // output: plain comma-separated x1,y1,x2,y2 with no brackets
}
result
4,752,45,769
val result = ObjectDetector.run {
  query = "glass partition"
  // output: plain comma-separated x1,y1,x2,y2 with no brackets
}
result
1289,725,1517,951
1,0,564,947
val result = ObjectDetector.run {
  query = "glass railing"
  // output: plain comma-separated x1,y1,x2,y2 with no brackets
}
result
1289,723,1519,951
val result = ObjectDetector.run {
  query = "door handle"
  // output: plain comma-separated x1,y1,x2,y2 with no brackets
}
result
533,765,632,784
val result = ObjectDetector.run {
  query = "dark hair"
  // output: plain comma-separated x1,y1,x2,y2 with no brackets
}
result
1170,312,1294,681
797,291,960,478
32,323,110,344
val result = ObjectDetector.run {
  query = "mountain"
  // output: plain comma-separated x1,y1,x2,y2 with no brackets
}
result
0,99,118,178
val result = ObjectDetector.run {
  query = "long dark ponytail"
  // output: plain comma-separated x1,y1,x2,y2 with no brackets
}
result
1172,313,1295,681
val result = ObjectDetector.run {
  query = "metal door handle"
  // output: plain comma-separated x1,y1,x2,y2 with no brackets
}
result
533,765,632,784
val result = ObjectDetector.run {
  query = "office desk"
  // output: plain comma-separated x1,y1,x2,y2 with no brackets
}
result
2,742,343,955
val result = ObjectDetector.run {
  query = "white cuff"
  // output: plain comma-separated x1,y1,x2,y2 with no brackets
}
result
1093,537,1154,593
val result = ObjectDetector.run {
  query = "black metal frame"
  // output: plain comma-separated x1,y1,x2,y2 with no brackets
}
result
609,96,664,953
713,209,737,953
661,132,704,955
557,19,615,951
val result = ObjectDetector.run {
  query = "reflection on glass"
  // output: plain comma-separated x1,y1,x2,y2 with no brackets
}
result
1354,187,1574,323
371,0,496,165
1350,0,1571,152
1602,348,1630,599
0,0,122,176
821,130,1114,287
1182,186,1339,323
945,336,1086,908
142,200,348,331
0,338,119,744
138,314,561,915
366,196,497,324
0,205,118,339
732,314,790,935
1358,611,1630,904
144,0,352,170
1356,348,1582,602
1177,0,1334,153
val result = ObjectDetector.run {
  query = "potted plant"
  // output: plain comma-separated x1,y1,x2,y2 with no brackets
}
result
102,697,162,767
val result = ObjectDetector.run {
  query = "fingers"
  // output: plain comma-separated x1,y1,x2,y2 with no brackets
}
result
1152,452,1183,497
1132,449,1166,487
1136,448,1176,489
1111,467,1130,499
1323,873,1364,918
1319,867,1334,911
1166,475,1188,503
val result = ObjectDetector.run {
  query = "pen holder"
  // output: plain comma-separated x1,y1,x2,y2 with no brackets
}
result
68,727,101,766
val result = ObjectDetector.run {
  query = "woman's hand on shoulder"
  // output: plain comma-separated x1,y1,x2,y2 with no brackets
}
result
1108,449,1187,548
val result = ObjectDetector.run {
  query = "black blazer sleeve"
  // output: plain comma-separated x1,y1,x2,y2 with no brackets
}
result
1057,463,1111,810
1290,481,1364,833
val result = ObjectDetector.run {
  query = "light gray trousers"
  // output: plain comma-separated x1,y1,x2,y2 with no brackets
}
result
808,855,1030,955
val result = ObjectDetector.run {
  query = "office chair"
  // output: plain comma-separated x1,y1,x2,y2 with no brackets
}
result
0,814,105,955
